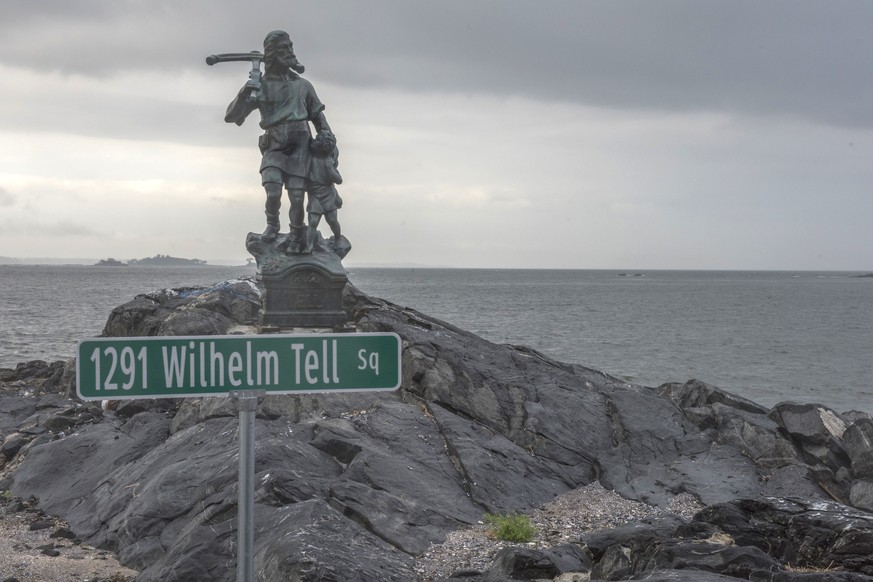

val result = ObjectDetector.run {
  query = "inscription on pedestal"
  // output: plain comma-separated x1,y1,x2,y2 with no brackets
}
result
247,232,349,329
260,265,347,328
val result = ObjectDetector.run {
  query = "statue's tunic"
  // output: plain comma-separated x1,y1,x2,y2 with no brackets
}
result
257,74,325,181
226,72,325,184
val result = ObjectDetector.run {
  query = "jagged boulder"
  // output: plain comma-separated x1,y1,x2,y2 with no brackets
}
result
698,498,873,576
101,278,261,337
845,419,873,477
582,499,873,580
0,359,73,396
595,385,769,507
658,379,801,470
485,545,591,580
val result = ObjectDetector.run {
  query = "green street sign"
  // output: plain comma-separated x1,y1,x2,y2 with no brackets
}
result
76,333,401,401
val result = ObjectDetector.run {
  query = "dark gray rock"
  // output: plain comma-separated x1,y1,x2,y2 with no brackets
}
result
769,402,851,470
113,398,177,419
252,500,415,582
632,572,750,581
845,418,873,478
658,380,802,470
10,360,51,381
591,539,782,581
582,515,689,560
772,573,873,581
844,410,873,424
9,412,171,516
1,360,70,395
39,412,76,433
485,544,591,580
657,378,770,416
697,497,873,574
765,403,854,502
0,433,29,458
762,464,831,500
101,278,260,338
595,387,766,507
770,402,848,445
709,402,800,469
5,280,873,580
0,397,37,432
583,499,873,580
849,479,873,512
425,402,579,513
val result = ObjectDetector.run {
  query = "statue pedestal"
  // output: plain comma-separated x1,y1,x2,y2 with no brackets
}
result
246,232,350,329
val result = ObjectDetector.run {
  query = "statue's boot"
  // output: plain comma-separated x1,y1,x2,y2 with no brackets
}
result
284,224,306,255
263,198,280,241
263,221,279,241
301,226,317,254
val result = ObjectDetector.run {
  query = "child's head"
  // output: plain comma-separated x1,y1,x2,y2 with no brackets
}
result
311,131,337,156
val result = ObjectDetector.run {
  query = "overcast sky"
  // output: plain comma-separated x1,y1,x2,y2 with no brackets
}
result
1,0,871,269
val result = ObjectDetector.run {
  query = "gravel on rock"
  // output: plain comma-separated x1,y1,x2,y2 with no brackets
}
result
0,496,138,582
413,482,703,581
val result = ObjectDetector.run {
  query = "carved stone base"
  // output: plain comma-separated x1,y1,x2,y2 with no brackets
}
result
246,231,349,329
260,266,347,327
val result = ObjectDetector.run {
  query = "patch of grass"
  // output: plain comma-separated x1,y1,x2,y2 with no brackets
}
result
483,513,537,543
702,532,734,546
785,561,836,573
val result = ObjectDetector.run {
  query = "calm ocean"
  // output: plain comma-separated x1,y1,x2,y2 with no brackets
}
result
1,265,871,412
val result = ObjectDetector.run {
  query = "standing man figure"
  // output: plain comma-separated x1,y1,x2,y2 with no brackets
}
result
224,30,333,251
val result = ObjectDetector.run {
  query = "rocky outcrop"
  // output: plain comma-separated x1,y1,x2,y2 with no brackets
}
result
100,277,261,338
1,277,873,580
583,498,873,581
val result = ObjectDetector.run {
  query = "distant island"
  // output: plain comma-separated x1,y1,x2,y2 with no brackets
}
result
95,258,126,266
127,254,208,267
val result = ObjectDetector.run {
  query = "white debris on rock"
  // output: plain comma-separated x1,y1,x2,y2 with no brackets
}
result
818,407,847,439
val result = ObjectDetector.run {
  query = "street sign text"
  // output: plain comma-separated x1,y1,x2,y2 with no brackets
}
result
77,333,401,400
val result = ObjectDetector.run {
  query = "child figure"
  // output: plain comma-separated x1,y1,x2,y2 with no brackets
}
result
303,131,347,256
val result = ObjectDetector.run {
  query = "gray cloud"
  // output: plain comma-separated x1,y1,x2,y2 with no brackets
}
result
1,1,872,269
1,1,872,128
49,220,101,236
0,218,99,237
0,188,15,207
0,87,242,146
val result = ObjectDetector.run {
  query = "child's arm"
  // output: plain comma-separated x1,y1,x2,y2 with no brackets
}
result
328,150,343,184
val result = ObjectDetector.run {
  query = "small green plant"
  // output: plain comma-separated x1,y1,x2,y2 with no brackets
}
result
483,512,537,543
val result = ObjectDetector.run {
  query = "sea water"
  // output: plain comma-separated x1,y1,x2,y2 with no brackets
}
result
0,264,252,369
1,265,871,411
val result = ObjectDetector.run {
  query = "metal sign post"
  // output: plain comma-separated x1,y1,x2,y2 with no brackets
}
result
231,389,263,582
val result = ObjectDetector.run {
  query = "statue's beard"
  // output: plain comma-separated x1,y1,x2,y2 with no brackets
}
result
266,57,305,75
283,57,305,74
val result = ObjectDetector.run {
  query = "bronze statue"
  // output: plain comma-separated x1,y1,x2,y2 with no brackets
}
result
213,30,335,253
208,31,352,328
